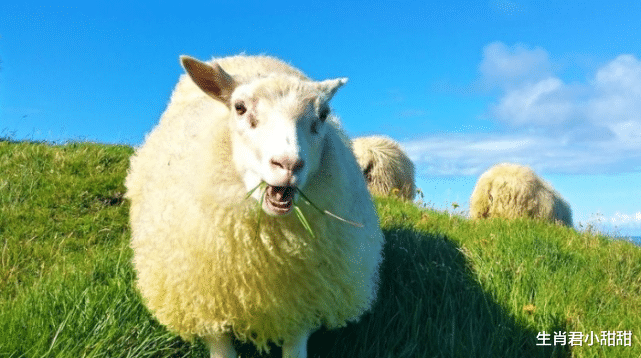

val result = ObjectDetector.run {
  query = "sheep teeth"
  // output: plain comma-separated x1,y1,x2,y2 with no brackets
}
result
264,185,295,215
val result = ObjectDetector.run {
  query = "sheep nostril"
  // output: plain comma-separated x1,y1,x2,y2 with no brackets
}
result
270,159,284,169
271,157,304,174
292,159,304,173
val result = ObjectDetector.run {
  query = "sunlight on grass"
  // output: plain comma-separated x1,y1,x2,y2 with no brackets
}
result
1,140,640,357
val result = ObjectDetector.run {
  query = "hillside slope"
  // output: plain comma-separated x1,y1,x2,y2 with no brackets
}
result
1,140,639,357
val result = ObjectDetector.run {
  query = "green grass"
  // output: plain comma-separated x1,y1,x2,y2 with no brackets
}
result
1,139,640,357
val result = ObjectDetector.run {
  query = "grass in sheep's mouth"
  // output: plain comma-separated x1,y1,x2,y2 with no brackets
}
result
245,181,363,239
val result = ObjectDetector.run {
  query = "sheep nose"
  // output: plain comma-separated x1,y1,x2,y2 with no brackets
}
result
270,156,305,174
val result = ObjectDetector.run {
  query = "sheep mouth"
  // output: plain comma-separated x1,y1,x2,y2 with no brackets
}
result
263,185,296,216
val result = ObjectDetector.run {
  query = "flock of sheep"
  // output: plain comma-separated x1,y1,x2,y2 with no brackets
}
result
125,54,572,358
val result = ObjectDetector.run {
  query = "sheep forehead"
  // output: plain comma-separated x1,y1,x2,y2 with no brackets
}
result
239,76,323,118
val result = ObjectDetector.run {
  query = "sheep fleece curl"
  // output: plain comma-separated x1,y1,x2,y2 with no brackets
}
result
469,162,572,226
125,55,384,350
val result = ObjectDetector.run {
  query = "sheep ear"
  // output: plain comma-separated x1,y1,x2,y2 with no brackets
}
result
317,77,348,100
180,56,237,106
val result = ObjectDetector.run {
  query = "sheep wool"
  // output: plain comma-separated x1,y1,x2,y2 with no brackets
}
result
352,135,416,200
125,54,384,356
469,163,572,226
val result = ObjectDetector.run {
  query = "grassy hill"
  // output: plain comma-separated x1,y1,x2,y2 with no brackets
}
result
1,139,640,357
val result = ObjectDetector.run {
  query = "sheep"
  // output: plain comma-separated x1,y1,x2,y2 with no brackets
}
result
125,54,384,358
469,162,573,226
351,135,415,200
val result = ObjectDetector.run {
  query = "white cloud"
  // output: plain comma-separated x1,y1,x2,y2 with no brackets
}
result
489,0,524,16
484,45,641,133
606,212,641,237
488,51,641,134
479,42,552,90
593,55,641,95
403,132,637,176
577,211,641,238
406,43,641,177
588,55,641,140
491,77,574,126
610,211,641,225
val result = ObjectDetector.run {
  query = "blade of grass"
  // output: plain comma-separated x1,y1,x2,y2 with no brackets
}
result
245,183,363,232
296,188,363,228
294,206,315,238
321,209,364,228
245,181,267,200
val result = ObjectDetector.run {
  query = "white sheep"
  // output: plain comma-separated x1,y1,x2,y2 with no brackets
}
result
469,162,573,226
351,135,415,200
125,54,384,358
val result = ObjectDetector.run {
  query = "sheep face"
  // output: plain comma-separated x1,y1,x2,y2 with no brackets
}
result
181,56,346,216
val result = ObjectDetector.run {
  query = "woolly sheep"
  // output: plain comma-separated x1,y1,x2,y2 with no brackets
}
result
469,162,572,226
351,135,415,200
125,54,384,358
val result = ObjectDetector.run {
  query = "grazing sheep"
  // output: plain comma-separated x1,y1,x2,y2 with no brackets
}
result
469,163,573,226
351,135,415,200
125,54,384,358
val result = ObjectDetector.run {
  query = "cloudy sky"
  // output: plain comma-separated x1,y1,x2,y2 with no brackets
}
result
1,1,640,237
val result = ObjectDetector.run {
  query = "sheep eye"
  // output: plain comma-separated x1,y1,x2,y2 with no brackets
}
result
234,101,247,115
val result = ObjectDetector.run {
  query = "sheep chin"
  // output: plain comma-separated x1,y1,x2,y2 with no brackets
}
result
262,185,296,216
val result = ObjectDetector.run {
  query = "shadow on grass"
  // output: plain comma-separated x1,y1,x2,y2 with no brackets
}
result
232,227,570,358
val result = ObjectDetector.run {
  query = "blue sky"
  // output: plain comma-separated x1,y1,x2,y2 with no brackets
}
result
1,1,640,237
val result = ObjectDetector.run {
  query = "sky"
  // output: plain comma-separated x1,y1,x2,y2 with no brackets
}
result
1,1,640,237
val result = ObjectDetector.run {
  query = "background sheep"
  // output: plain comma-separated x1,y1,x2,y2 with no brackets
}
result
125,54,384,358
351,135,415,200
469,162,573,226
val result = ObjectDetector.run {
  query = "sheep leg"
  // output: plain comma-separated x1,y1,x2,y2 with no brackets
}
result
203,333,237,358
281,329,312,358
